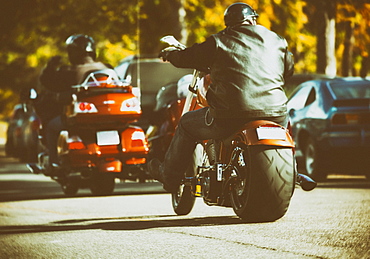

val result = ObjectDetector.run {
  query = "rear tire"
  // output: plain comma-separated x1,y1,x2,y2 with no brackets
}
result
61,182,79,196
61,175,80,196
171,144,202,215
90,174,115,196
231,146,295,222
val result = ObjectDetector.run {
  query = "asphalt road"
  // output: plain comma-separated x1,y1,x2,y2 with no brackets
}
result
0,149,369,258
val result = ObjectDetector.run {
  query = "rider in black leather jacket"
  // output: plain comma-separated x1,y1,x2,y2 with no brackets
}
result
148,3,294,192
38,34,109,175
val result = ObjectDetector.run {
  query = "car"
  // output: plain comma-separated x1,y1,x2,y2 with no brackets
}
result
114,55,193,130
287,77,370,181
5,103,41,162
284,73,339,97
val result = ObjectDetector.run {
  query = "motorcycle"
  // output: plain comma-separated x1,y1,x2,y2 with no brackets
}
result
151,36,316,222
28,69,149,196
146,73,194,162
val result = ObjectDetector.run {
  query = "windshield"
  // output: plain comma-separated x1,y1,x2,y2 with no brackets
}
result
329,80,370,99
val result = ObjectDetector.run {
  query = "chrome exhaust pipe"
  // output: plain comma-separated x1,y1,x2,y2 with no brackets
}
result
297,173,317,191
26,163,42,174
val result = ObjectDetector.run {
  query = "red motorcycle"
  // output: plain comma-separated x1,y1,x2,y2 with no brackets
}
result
28,69,149,196
148,36,316,222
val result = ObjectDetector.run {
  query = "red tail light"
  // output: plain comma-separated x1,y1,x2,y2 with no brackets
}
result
331,113,370,125
125,157,146,165
131,131,148,148
68,142,86,150
75,102,98,113
331,114,347,125
131,139,144,147
67,136,86,150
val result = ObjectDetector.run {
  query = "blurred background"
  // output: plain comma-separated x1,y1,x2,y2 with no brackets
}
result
0,0,369,126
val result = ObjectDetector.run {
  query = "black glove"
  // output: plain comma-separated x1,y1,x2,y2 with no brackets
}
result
158,47,178,62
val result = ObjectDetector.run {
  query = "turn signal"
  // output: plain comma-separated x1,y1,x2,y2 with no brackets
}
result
120,97,141,112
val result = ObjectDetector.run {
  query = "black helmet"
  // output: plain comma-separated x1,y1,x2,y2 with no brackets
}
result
65,34,96,64
224,3,259,27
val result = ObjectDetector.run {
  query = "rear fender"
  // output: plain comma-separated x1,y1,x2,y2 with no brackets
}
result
239,120,294,148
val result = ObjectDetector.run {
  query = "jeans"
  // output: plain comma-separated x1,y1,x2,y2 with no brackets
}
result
46,116,67,165
161,107,287,186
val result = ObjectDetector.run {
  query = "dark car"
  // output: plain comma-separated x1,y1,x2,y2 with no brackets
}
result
114,55,193,130
287,77,370,181
5,103,41,162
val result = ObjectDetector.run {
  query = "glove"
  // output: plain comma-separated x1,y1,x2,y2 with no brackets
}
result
47,55,62,69
158,47,178,62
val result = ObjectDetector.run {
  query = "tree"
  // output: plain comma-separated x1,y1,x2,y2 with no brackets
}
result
337,1,370,77
139,0,185,54
303,0,337,76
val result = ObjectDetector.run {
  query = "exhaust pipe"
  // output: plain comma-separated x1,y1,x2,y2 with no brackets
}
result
297,173,317,191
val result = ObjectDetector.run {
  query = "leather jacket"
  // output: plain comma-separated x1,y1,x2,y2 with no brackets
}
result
166,24,294,119
37,57,108,122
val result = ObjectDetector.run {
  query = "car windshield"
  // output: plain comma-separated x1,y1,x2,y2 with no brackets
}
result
329,80,370,99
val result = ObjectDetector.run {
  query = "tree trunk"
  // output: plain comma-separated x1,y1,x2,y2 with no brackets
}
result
342,21,354,77
139,0,185,55
316,0,337,77
360,55,369,78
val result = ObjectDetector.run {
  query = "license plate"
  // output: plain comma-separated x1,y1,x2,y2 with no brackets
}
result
256,127,286,140
97,130,120,146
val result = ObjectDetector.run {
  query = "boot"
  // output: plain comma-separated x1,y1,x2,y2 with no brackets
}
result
147,159,179,193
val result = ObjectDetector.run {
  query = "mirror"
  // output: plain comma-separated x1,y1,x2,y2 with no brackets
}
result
30,88,38,99
160,35,186,50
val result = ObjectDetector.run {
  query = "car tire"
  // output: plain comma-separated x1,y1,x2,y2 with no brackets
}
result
304,138,327,181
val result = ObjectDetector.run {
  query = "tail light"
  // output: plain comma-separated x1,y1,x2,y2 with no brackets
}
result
125,157,146,165
67,136,86,150
121,127,149,153
74,102,98,113
331,113,370,125
131,130,148,148
120,97,141,112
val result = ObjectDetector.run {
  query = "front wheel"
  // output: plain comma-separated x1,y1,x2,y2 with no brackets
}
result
171,144,203,215
230,146,295,222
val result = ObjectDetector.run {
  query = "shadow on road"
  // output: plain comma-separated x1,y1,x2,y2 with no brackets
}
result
0,215,249,235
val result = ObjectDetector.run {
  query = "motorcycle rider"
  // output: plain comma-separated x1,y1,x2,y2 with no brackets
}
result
148,2,294,192
38,34,110,175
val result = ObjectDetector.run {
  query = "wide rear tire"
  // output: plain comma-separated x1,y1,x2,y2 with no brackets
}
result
231,145,295,222
90,174,115,196
171,144,203,215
